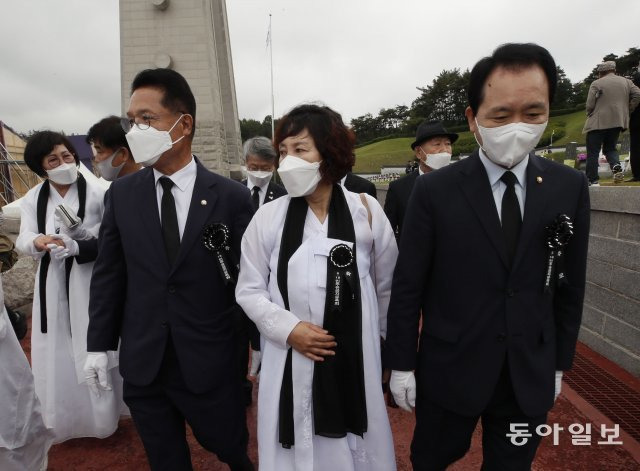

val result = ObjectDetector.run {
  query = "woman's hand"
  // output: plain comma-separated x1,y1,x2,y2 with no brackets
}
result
287,321,337,361
33,235,64,252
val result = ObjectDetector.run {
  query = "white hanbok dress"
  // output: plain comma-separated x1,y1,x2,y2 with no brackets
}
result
0,279,53,471
236,187,398,471
16,180,124,444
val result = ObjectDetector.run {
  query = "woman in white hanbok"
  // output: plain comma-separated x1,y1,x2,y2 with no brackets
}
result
236,104,398,471
16,131,124,443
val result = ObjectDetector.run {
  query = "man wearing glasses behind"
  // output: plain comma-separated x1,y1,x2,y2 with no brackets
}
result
85,68,255,471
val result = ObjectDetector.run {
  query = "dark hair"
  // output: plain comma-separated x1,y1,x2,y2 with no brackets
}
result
468,43,557,114
86,115,131,152
274,104,355,184
131,68,196,136
24,131,79,177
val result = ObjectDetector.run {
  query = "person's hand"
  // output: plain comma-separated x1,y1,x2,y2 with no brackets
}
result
554,370,563,401
0,310,7,340
49,234,79,260
55,206,91,240
390,370,416,412
286,321,336,361
249,349,261,376
83,352,112,397
33,234,63,252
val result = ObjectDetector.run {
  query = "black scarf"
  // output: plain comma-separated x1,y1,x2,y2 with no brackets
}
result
36,174,86,334
277,185,367,448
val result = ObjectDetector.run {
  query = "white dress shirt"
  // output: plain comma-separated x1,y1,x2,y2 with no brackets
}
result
246,175,270,207
478,149,528,222
153,157,197,240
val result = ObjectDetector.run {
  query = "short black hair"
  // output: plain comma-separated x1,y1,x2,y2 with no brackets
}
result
131,68,196,136
86,115,131,152
24,131,79,177
468,43,557,114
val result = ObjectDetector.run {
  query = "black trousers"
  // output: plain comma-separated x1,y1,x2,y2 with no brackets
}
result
411,360,547,471
629,109,640,179
123,337,252,471
585,127,621,183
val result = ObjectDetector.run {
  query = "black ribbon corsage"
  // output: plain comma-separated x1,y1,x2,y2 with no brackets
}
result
202,223,238,285
543,214,574,294
328,244,357,311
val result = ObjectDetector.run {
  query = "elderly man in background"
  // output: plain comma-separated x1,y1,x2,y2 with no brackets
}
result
384,120,458,240
239,136,286,404
583,60,640,186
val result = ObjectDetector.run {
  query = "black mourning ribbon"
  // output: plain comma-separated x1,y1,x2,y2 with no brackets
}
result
202,222,238,285
276,185,367,448
544,214,574,294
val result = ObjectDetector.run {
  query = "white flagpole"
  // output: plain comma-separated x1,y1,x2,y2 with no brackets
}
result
268,14,275,139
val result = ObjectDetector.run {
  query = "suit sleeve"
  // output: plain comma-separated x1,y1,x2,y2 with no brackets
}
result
629,80,640,113
553,173,590,370
384,176,434,371
87,188,126,352
75,239,98,264
383,183,399,240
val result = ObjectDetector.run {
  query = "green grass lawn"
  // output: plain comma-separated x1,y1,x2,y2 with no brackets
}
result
354,110,631,174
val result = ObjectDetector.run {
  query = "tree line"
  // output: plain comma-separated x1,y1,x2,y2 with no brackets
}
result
239,47,639,145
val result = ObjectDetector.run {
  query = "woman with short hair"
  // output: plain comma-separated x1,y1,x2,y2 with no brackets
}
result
236,104,398,470
16,131,123,443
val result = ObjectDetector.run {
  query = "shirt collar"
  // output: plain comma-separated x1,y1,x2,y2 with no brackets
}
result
478,148,528,189
153,156,196,192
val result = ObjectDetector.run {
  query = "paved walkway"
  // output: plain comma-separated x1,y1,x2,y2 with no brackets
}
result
17,326,638,470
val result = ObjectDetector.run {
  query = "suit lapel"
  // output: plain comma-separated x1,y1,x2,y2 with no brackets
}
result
171,162,218,274
511,154,549,272
265,181,276,203
457,152,510,269
138,169,170,269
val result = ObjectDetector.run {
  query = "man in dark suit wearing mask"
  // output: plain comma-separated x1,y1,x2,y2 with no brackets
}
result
240,136,286,404
384,121,457,239
386,43,590,470
85,68,254,471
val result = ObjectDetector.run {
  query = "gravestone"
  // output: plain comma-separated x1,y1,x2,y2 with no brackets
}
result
119,0,242,178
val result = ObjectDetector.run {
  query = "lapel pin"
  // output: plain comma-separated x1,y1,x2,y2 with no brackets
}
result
201,199,207,206
536,176,543,184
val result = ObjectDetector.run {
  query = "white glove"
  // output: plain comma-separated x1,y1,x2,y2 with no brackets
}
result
0,310,7,340
83,352,112,397
249,349,261,376
49,234,79,260
554,370,563,401
390,370,416,412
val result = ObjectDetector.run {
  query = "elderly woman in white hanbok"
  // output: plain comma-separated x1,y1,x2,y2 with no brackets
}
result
16,131,124,443
236,104,398,471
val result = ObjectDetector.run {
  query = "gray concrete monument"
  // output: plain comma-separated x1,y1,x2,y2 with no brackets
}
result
119,0,242,177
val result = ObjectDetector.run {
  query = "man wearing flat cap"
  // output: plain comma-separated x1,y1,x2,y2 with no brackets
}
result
583,60,640,186
384,121,458,239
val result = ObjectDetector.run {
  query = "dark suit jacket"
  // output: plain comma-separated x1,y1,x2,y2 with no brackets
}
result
88,160,254,394
385,151,590,417
242,179,287,206
344,172,377,198
383,170,418,239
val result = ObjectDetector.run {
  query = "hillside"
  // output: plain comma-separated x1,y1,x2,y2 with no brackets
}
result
353,110,592,174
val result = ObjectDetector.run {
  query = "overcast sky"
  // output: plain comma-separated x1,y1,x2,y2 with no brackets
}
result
1,0,638,136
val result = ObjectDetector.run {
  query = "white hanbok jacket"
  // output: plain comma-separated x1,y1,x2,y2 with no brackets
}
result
16,179,123,443
236,187,398,471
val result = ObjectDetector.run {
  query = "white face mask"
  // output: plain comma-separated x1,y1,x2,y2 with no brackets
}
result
125,115,185,167
246,169,273,187
277,155,321,197
475,119,547,168
424,152,452,170
95,149,126,181
47,162,78,185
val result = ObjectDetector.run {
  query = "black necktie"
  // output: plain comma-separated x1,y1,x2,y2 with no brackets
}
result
252,185,260,210
159,177,180,266
500,171,522,265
